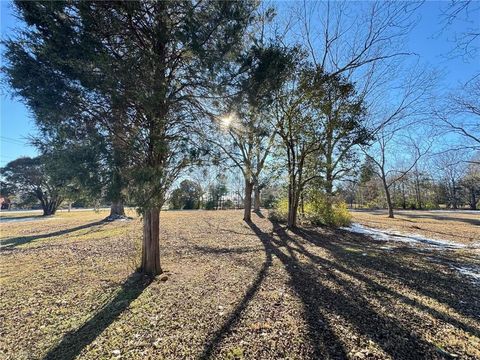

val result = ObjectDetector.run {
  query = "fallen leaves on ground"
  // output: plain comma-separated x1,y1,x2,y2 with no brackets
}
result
0,210,479,359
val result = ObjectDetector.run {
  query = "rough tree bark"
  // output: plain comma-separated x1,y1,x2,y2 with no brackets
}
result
253,181,261,211
141,207,161,275
381,178,394,218
244,179,253,221
324,168,335,216
287,167,302,228
287,186,299,228
109,199,125,218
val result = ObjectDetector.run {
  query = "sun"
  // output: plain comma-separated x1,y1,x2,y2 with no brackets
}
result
219,113,235,129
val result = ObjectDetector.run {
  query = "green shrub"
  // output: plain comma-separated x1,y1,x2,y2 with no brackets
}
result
204,200,215,210
304,192,351,227
423,200,439,210
269,193,351,227
223,199,235,209
268,197,289,222
365,199,384,209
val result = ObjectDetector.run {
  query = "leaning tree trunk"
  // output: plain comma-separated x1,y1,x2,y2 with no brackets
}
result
141,208,162,276
244,179,253,221
253,182,261,212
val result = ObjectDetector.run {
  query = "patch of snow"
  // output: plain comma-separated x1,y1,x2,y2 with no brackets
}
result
451,266,480,284
342,223,468,249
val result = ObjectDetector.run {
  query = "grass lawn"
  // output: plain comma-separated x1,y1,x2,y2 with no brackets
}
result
1,210,479,359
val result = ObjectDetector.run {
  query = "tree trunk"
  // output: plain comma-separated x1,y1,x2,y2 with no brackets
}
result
415,176,422,210
300,193,305,216
470,188,477,210
41,198,61,216
253,182,261,211
451,180,458,209
42,206,54,216
109,199,126,218
325,176,334,216
287,183,299,229
287,194,299,229
141,208,161,276
382,178,394,218
243,179,253,221
401,182,406,209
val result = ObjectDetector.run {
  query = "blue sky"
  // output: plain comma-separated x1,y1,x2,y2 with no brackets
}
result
1,0,37,166
0,1,478,166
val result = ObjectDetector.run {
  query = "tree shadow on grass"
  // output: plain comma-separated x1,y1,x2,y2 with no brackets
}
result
204,218,471,358
253,209,265,219
248,221,448,359
199,239,272,360
397,213,480,226
287,227,480,338
191,244,263,255
296,226,480,323
1,220,107,249
200,220,348,359
44,272,151,360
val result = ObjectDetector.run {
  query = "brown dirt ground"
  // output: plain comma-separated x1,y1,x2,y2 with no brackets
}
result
350,210,480,245
0,210,479,359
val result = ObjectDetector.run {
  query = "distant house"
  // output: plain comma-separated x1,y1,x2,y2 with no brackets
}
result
0,197,11,210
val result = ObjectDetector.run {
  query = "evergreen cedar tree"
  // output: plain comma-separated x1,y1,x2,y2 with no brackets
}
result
4,1,257,275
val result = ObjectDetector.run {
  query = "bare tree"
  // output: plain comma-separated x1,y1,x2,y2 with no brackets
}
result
364,129,431,218
441,0,480,62
434,79,480,156
270,1,431,227
207,110,277,221
430,1,480,163
434,151,468,209
461,159,480,210
274,76,322,228
207,39,296,221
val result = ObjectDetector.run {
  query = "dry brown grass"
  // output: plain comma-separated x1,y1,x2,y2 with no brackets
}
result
350,209,480,245
1,210,479,359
